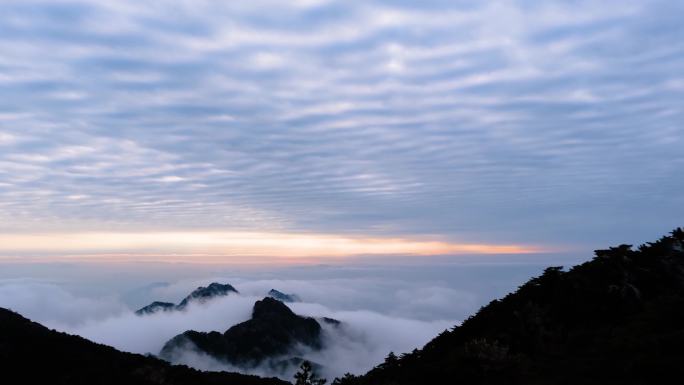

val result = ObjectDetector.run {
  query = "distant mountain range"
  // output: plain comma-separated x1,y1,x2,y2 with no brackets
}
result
137,283,331,372
2,229,682,384
135,284,302,315
135,283,239,315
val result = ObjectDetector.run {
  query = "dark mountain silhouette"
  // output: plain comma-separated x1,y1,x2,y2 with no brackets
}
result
177,283,239,309
135,282,239,315
321,317,341,326
268,288,301,303
135,301,175,315
333,229,684,385
160,297,323,368
0,307,288,385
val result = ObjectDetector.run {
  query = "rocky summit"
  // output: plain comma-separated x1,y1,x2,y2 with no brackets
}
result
267,289,301,303
176,282,240,309
134,301,175,316
160,297,323,368
135,282,239,315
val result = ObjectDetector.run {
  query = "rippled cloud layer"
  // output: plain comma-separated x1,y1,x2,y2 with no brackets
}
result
0,0,682,252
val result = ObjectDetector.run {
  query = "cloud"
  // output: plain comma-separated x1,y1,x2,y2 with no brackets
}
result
153,301,454,379
0,0,681,250
0,279,126,325
292,303,454,378
62,295,258,355
0,276,460,380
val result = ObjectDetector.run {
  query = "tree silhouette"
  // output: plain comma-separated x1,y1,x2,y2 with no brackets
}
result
331,373,357,385
294,361,327,385
328,229,684,385
377,351,398,370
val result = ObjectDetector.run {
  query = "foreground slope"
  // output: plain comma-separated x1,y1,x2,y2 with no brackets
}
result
0,307,288,385
336,229,684,385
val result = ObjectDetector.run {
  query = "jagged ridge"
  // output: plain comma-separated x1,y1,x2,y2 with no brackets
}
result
161,297,323,367
268,289,301,303
135,282,238,315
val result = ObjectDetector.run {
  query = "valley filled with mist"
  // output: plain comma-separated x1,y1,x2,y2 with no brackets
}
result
0,262,545,380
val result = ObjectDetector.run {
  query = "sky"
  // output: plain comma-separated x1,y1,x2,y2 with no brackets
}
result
0,0,682,261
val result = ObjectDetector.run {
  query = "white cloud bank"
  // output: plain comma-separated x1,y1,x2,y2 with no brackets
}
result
0,277,457,380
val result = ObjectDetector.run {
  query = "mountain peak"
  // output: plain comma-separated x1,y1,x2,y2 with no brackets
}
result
177,282,239,309
135,282,239,315
134,301,175,316
267,289,301,303
252,296,296,320
161,297,323,368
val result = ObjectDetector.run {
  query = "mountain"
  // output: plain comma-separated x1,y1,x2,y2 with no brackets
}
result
333,229,684,385
268,289,301,303
321,317,342,326
0,307,288,385
177,283,239,309
161,297,323,368
135,301,175,316
135,282,239,315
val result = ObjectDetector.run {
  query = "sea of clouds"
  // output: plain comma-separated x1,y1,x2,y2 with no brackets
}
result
0,263,545,380
0,277,457,379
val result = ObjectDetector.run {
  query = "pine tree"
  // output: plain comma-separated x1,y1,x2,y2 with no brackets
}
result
331,373,358,385
378,351,399,369
294,361,327,385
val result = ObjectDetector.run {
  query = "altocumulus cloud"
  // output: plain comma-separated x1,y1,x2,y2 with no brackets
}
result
0,0,682,250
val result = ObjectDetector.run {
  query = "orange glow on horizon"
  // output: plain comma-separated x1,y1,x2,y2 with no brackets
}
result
0,231,546,263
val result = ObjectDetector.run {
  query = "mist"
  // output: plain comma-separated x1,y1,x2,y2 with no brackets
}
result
0,262,547,380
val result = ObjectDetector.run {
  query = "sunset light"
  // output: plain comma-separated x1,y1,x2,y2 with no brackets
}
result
0,231,541,262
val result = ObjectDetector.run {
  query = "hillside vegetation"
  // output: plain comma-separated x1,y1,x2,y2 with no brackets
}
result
334,229,684,385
